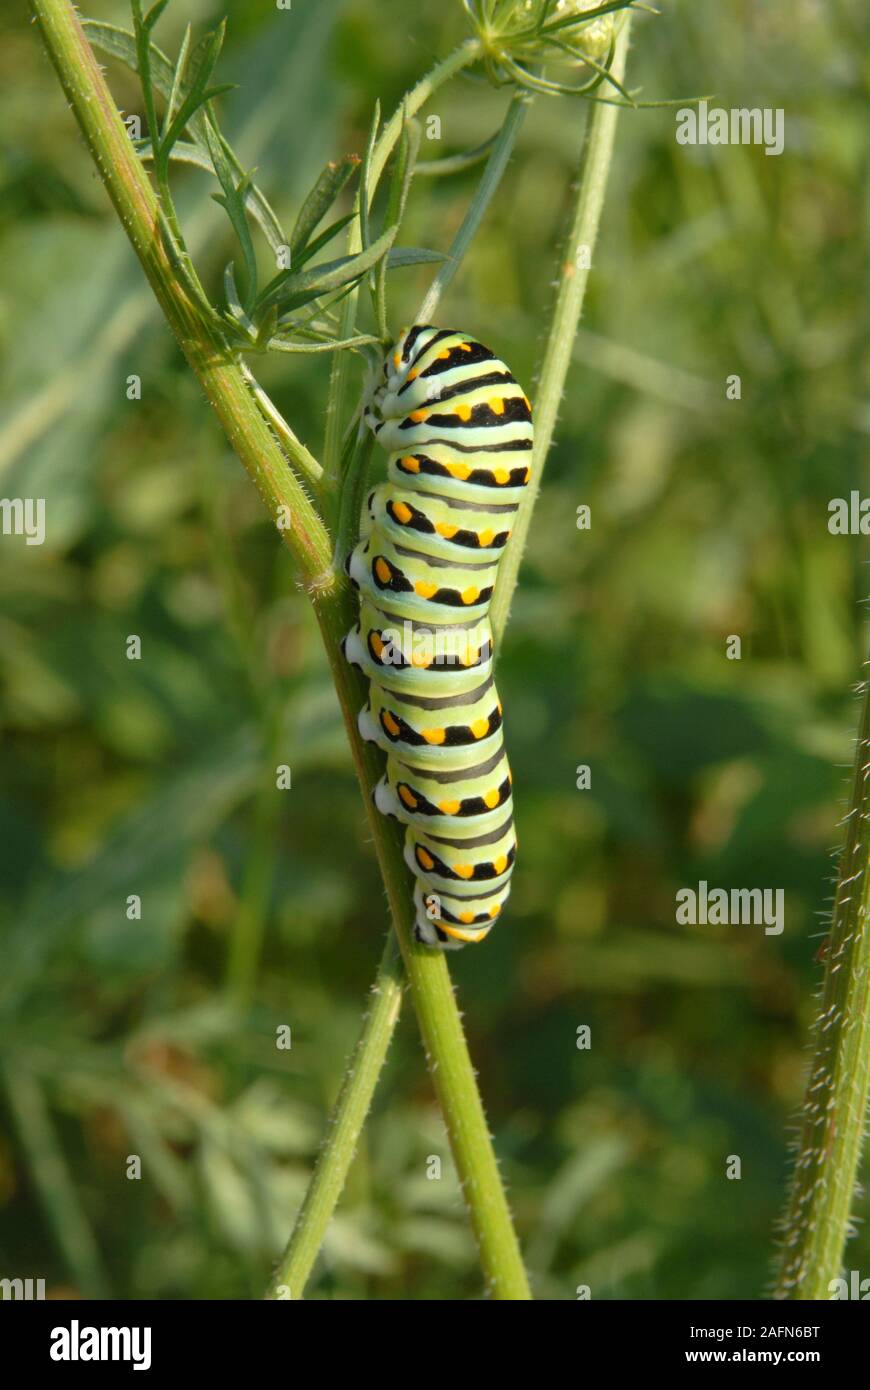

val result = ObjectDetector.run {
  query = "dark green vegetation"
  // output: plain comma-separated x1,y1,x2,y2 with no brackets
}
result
1,0,868,1299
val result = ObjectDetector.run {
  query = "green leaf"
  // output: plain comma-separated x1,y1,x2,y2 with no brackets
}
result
84,20,289,257
161,22,193,141
373,113,421,337
144,0,172,28
161,22,228,159
289,155,361,262
256,223,398,315
386,248,448,267
204,118,258,310
290,212,356,271
416,132,499,177
264,332,381,355
358,101,381,253
83,21,208,142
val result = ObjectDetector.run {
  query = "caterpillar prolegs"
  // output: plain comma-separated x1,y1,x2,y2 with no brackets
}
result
344,325,532,949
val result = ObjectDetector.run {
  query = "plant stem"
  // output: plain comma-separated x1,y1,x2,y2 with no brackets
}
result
774,667,870,1299
30,0,333,590
266,934,404,1298
32,0,529,1300
416,92,529,325
310,578,532,1300
322,38,482,482
490,14,632,643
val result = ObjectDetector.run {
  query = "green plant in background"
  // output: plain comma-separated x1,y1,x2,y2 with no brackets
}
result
27,0,640,1299
11,0,870,1301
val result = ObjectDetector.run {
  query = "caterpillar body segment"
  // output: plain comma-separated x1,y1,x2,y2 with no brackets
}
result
346,325,531,948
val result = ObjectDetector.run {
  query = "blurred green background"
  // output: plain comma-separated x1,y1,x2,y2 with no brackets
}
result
1,0,868,1300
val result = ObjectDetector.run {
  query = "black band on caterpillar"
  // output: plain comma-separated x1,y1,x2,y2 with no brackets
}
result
345,325,532,949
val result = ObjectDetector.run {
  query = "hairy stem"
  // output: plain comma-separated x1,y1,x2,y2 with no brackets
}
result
490,15,632,642
266,935,404,1298
32,0,529,1300
774,668,870,1298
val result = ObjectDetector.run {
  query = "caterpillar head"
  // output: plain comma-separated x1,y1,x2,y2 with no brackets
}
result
365,325,434,438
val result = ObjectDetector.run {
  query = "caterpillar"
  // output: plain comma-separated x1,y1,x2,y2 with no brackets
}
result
343,325,532,949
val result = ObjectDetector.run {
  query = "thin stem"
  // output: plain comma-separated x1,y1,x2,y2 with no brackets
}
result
33,0,529,1300
239,360,324,491
490,14,632,643
774,665,870,1299
416,92,530,325
311,580,532,1300
266,934,405,1298
322,38,483,483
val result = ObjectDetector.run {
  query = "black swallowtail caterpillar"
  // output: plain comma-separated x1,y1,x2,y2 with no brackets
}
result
343,325,532,949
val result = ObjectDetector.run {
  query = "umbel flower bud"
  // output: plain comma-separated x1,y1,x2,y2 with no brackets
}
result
544,1,615,64
461,0,626,97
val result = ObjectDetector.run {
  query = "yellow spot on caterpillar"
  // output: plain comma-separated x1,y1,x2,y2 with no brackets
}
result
453,863,474,880
415,581,437,599
446,463,471,481
477,529,494,547
409,409,427,423
489,904,501,918
382,711,400,736
407,368,419,381
461,586,480,605
492,854,508,874
439,800,461,815
411,652,432,668
437,349,451,359
375,558,392,584
493,468,510,485
442,923,487,943
399,785,418,809
463,646,479,666
470,717,490,739
459,342,472,352
523,466,531,483
436,523,458,539
483,789,501,809
455,404,472,422
421,727,446,745
392,501,413,524
416,847,435,871
523,395,531,410
400,456,420,473
393,352,401,368
371,633,385,659
459,911,475,924
488,398,505,415
496,700,503,716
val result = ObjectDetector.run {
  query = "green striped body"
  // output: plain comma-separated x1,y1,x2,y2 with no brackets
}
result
345,325,532,948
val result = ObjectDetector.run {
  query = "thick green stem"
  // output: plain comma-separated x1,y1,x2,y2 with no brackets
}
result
266,935,404,1298
32,0,529,1300
490,16,632,642
774,668,870,1298
29,0,332,588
